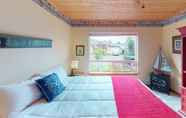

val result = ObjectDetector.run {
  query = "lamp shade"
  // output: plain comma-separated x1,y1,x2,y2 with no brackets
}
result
71,60,79,69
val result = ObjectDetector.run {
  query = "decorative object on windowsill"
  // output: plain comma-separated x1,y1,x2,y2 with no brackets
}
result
150,48,172,94
71,60,80,76
172,35,181,54
0,34,52,48
76,45,85,56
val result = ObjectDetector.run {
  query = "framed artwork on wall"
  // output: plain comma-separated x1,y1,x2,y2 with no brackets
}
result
172,35,181,54
0,34,52,48
76,45,85,56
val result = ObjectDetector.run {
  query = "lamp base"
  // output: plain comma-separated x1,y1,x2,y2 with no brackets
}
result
70,69,81,76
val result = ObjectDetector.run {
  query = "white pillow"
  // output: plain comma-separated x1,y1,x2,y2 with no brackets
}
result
41,65,68,86
0,80,42,118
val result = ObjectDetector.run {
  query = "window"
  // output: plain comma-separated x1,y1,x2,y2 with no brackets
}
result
89,35,138,74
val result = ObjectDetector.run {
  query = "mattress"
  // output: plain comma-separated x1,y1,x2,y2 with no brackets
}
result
20,76,118,118
17,76,182,118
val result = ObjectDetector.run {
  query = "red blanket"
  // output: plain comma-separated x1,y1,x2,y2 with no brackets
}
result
112,75,181,118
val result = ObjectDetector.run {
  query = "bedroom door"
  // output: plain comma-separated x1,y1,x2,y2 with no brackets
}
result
178,27,186,87
178,26,186,114
182,37,186,87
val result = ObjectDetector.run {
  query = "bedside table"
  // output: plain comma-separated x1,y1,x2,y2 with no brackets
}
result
70,69,82,76
150,72,170,94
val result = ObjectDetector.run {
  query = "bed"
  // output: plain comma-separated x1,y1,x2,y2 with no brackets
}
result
13,76,183,118
0,65,183,118
18,76,118,118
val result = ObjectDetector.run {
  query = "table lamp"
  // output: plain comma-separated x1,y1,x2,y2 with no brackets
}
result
71,60,79,75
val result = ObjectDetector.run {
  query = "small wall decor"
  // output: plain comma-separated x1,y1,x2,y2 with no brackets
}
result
0,34,52,48
172,35,181,54
76,45,85,56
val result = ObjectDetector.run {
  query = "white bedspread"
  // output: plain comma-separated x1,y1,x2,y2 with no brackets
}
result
19,76,118,118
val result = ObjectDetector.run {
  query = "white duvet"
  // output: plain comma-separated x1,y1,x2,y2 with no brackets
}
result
17,76,118,118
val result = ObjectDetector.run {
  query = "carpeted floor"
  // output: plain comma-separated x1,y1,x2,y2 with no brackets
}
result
153,90,181,112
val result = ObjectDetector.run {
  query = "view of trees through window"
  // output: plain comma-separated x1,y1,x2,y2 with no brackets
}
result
89,35,138,74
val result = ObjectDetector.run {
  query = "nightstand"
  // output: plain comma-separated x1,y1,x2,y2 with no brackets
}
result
150,72,170,94
70,69,81,76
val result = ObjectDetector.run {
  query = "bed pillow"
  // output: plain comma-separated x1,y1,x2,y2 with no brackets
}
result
41,65,68,86
0,80,42,118
35,73,65,102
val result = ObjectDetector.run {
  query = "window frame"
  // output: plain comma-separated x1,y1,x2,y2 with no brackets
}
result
88,33,139,75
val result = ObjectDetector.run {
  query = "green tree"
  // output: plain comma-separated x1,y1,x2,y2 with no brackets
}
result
126,37,135,57
94,48,105,60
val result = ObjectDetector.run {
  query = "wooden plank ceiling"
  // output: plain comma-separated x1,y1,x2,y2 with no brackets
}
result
48,0,186,26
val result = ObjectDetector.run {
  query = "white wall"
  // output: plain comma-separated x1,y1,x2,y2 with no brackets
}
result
71,27,162,81
0,0,184,93
0,0,72,84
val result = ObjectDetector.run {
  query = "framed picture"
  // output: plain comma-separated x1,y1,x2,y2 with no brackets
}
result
172,35,181,54
76,45,85,56
0,34,52,48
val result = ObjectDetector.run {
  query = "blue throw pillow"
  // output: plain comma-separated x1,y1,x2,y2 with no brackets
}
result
35,73,65,102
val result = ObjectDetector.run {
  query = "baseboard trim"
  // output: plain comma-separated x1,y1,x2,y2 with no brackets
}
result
179,110,186,117
171,89,181,96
